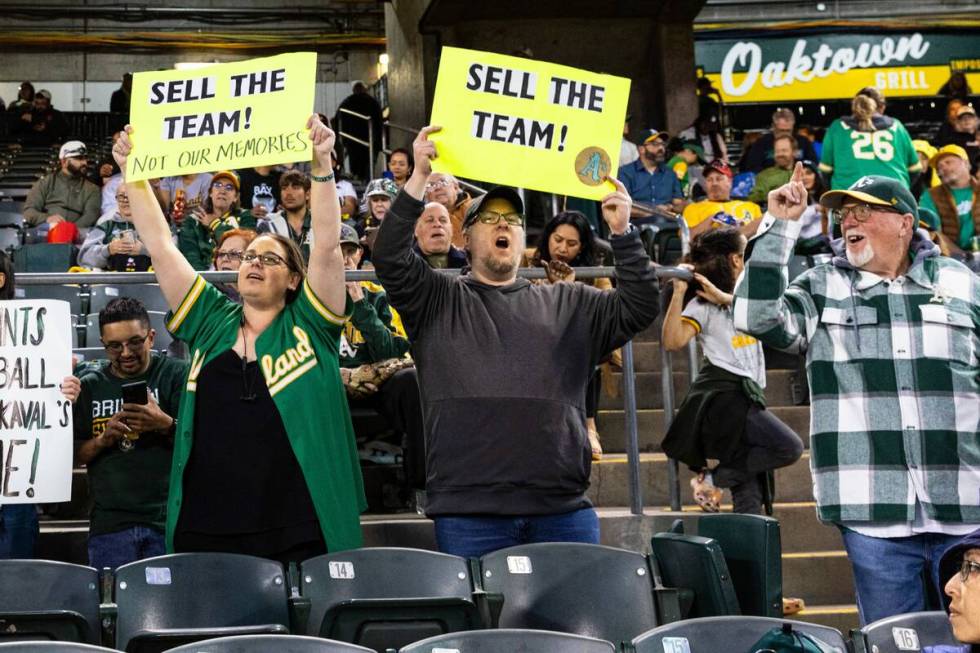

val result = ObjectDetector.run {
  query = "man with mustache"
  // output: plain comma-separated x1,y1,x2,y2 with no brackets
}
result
734,164,980,624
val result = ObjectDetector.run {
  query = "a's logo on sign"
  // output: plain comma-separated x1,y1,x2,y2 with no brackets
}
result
575,147,611,186
328,561,355,579
891,627,920,650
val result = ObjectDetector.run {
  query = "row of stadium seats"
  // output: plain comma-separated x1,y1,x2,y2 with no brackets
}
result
0,543,960,652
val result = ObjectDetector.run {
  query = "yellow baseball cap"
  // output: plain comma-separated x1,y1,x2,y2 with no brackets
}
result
911,140,937,162
929,144,969,168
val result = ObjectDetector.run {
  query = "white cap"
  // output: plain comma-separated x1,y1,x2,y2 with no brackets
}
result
59,141,87,159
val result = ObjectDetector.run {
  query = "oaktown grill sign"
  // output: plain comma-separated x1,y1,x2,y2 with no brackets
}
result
695,31,980,103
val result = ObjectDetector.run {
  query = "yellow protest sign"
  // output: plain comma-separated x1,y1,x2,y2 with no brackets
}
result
429,47,630,200
127,52,316,182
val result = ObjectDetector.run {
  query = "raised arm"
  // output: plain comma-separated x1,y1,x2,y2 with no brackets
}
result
305,115,347,317
587,177,661,359
662,267,697,351
732,162,817,352
113,126,196,311
371,126,454,337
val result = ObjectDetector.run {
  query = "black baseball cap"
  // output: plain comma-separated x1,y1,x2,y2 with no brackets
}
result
462,186,525,229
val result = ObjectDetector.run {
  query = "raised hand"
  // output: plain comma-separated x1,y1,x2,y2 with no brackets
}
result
767,161,807,221
112,125,135,178
693,272,733,306
600,176,633,236
413,125,442,178
307,114,336,176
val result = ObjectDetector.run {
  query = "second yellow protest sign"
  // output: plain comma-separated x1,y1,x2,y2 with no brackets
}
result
429,47,630,200
127,52,316,182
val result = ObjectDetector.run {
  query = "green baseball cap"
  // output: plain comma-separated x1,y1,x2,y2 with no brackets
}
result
820,175,918,221
680,141,706,163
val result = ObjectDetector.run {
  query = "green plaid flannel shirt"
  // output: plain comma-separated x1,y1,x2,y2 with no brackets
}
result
734,216,980,524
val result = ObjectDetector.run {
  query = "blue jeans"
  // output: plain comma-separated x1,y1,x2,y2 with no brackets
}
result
433,507,600,558
88,526,166,571
840,528,966,625
0,505,39,559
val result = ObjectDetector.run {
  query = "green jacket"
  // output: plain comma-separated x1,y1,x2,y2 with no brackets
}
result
340,282,409,368
177,210,256,270
748,166,793,204
23,171,101,227
164,275,366,552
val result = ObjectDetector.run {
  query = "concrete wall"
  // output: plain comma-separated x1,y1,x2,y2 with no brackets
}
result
383,0,437,148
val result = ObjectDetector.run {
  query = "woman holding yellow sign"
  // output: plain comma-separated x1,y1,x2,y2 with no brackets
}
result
112,115,365,562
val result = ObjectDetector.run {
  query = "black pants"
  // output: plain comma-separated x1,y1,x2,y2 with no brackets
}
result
712,405,803,514
349,367,426,490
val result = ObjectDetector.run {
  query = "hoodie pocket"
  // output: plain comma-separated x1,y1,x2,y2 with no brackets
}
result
819,305,879,360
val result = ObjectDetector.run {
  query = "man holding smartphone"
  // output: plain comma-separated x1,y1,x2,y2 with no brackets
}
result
74,297,187,570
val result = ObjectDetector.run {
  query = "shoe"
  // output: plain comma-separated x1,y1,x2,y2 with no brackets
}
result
782,596,805,615
587,429,603,461
690,471,723,512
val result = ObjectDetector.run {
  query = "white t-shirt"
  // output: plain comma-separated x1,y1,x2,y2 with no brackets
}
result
682,297,766,388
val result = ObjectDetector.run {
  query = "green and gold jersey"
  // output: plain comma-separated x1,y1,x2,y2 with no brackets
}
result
164,275,366,553
819,117,920,190
74,354,188,536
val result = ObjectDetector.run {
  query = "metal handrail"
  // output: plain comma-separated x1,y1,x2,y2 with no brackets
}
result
18,264,692,518
337,107,375,181
16,265,692,286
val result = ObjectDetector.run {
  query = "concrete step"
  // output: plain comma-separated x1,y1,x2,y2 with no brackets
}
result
599,369,800,411
594,406,812,454
794,605,859,634
587,452,814,508
783,551,855,606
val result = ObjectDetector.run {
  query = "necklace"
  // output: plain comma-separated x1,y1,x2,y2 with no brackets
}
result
239,318,258,402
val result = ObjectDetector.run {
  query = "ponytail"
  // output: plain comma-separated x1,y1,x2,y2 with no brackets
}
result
851,95,877,131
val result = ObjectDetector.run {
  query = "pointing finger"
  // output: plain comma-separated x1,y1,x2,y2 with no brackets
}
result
790,161,804,184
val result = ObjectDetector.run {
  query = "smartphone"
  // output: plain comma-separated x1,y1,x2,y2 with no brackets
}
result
121,380,148,405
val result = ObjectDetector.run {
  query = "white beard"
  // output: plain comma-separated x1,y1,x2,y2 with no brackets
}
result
846,242,875,268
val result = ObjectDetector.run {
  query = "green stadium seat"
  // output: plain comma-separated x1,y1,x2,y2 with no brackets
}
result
479,543,660,645
0,643,116,652
697,513,783,617
113,554,290,653
632,616,848,653
398,629,617,653
13,243,76,273
0,560,102,644
852,611,959,653
650,532,740,618
299,548,485,652
162,634,374,653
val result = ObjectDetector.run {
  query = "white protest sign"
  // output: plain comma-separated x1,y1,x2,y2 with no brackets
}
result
0,300,73,504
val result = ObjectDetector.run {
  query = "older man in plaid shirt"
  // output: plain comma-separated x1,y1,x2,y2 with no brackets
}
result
734,163,980,624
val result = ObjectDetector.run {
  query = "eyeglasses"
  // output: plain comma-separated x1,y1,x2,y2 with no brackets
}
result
958,559,980,583
211,182,236,191
115,194,129,202
102,334,150,354
241,251,288,267
474,211,525,227
425,179,452,190
830,203,899,225
215,249,244,261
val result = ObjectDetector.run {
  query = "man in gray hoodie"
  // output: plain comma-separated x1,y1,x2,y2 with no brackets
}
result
373,126,660,557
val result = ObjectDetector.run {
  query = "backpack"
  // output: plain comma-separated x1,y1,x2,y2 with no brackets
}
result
747,623,841,653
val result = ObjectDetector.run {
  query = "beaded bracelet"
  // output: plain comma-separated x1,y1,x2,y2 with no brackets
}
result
311,172,335,183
